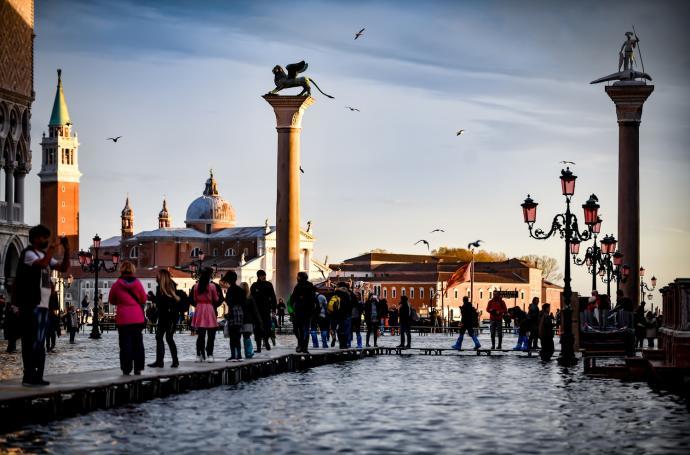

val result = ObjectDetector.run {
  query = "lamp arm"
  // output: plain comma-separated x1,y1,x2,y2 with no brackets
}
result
529,214,565,240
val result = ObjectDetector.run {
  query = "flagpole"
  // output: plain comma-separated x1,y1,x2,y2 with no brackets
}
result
471,249,475,309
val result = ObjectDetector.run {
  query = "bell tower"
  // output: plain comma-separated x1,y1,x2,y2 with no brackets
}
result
158,198,171,229
121,197,134,239
38,69,81,250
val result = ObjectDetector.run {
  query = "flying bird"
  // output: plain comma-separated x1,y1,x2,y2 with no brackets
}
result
106,136,123,142
456,129,465,136
430,228,445,233
345,106,360,112
415,239,430,251
354,28,365,40
299,166,304,174
467,240,483,249
560,161,576,165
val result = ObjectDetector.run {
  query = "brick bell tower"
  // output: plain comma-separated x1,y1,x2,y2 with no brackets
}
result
38,69,81,251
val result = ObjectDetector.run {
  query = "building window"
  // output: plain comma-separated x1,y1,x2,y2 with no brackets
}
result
401,288,406,297
420,288,424,299
392,288,397,299
190,247,202,258
480,290,484,300
521,291,525,300
129,246,139,259
225,248,235,257
383,288,388,298
243,248,249,256
454,289,458,299
212,248,218,256
61,185,65,192
61,217,65,223
410,288,414,299
61,201,66,207
429,288,435,298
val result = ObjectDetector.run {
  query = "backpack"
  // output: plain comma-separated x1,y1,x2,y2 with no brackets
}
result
327,295,341,316
410,307,420,322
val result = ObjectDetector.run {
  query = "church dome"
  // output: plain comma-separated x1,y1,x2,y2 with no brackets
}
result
185,171,236,232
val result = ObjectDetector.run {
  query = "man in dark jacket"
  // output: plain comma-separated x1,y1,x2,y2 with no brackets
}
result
15,225,70,386
398,296,412,349
451,297,481,350
250,270,277,352
539,303,555,360
290,272,317,353
334,283,352,348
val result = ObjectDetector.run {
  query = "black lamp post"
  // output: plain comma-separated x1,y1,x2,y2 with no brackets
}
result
638,267,657,304
599,250,630,296
521,167,599,366
571,217,607,292
78,234,120,339
187,250,217,279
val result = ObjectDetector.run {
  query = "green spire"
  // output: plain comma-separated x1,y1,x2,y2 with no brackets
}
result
49,69,71,127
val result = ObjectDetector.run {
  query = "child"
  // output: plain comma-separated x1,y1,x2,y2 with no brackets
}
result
225,296,244,362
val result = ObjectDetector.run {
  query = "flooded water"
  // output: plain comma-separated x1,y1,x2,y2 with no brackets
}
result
1,338,689,454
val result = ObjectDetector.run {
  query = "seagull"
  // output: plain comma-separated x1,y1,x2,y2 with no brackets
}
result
106,136,123,142
560,161,576,165
299,166,304,174
345,106,360,112
467,240,483,249
430,228,445,233
415,239,430,251
354,28,365,40
456,129,465,136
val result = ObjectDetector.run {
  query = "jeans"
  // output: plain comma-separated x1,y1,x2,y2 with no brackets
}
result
294,316,311,352
155,317,178,363
278,313,285,327
351,317,362,347
196,328,216,358
228,325,242,359
490,320,503,348
400,323,411,347
69,330,76,343
21,307,49,382
117,323,145,374
339,317,352,348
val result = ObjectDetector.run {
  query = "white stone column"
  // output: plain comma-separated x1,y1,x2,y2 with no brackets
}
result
263,95,314,299
4,162,15,221
14,167,26,223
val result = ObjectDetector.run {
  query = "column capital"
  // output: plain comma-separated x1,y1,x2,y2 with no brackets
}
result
263,95,315,129
605,84,654,124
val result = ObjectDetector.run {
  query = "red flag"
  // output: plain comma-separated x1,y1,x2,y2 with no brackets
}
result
444,261,472,295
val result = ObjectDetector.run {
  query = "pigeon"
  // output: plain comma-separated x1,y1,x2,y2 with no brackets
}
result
345,106,360,112
560,161,576,165
106,136,123,142
354,28,365,40
299,166,304,174
467,240,483,249
430,228,445,233
415,239,430,251
456,129,465,136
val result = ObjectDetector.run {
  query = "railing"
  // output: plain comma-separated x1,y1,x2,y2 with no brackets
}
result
0,202,22,222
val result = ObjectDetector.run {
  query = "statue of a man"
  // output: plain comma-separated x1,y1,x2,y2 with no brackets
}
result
619,32,639,72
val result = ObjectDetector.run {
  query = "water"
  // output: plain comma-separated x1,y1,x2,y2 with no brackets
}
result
1,333,689,454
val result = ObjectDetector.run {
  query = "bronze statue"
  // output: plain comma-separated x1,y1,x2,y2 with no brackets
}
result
619,32,638,72
266,61,334,98
591,29,651,85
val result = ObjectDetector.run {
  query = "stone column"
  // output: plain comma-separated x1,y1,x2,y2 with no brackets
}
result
605,83,654,307
14,167,26,223
4,162,15,221
263,95,315,299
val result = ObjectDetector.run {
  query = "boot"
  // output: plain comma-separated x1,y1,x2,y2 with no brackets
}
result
471,335,481,350
452,335,464,350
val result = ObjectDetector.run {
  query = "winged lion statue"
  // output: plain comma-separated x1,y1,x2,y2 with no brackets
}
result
266,61,334,99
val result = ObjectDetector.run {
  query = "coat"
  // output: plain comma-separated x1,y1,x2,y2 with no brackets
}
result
399,301,411,326
110,276,147,326
250,280,277,318
290,280,317,319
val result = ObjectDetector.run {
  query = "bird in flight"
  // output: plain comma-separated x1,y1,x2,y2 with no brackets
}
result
467,240,483,249
430,228,445,233
560,161,576,165
345,106,360,112
299,166,304,174
456,129,465,136
354,28,365,40
415,239,430,251
106,136,123,142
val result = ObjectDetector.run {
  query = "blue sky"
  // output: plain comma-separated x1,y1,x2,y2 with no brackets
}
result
26,0,690,293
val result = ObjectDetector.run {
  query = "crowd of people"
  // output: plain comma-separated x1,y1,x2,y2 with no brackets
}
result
3,223,664,387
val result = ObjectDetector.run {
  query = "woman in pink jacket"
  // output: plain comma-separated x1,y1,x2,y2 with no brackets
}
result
109,261,147,375
191,267,222,362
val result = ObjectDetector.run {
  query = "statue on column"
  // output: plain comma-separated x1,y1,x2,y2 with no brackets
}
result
619,32,638,71
591,29,652,84
266,61,335,99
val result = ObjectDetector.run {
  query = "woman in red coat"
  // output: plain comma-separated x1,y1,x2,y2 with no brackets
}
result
109,261,147,375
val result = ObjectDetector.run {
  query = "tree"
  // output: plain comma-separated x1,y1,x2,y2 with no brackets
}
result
519,255,563,282
431,247,507,262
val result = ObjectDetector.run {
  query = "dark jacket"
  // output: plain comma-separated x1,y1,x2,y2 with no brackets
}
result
290,280,317,319
13,247,43,313
242,295,262,328
399,300,411,326
250,280,277,318
460,301,477,328
153,287,187,321
364,298,379,323
377,300,389,319
351,295,364,320
539,311,554,339
225,284,246,316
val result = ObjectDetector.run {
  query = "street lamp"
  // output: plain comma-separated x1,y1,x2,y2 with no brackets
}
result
78,234,120,339
639,266,657,304
187,250,217,280
520,167,598,366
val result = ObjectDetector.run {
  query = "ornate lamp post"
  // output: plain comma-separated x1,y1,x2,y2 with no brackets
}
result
187,250,217,280
521,167,599,365
638,267,657,304
78,235,120,339
571,217,608,292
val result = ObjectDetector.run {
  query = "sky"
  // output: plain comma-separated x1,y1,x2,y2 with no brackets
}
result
25,0,690,294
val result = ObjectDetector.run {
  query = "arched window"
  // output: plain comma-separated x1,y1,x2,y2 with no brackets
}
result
420,288,424,299
454,289,458,299
521,291,525,300
392,288,397,299
212,248,218,256
429,288,435,298
190,247,202,258
225,248,235,257
479,289,484,300
129,246,139,259
410,288,414,299
383,288,388,299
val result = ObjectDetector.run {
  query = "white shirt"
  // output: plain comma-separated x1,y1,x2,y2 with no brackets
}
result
24,249,58,309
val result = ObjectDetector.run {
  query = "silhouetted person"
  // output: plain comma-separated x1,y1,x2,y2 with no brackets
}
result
398,296,412,349
290,272,317,353
452,297,481,350
539,303,555,360
487,294,508,349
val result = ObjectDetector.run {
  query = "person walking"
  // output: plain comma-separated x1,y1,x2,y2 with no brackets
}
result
487,293,508,350
333,283,352,349
250,270,277,352
451,297,481,350
65,304,79,344
190,267,222,362
277,298,286,328
526,297,541,349
538,303,555,360
290,272,317,353
634,301,647,349
379,298,389,336
148,269,186,368
109,261,148,376
398,296,412,349
222,273,244,362
45,288,60,353
316,293,329,348
239,281,261,359
80,295,89,325
351,291,364,349
512,306,530,351
365,294,379,347
14,225,70,386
